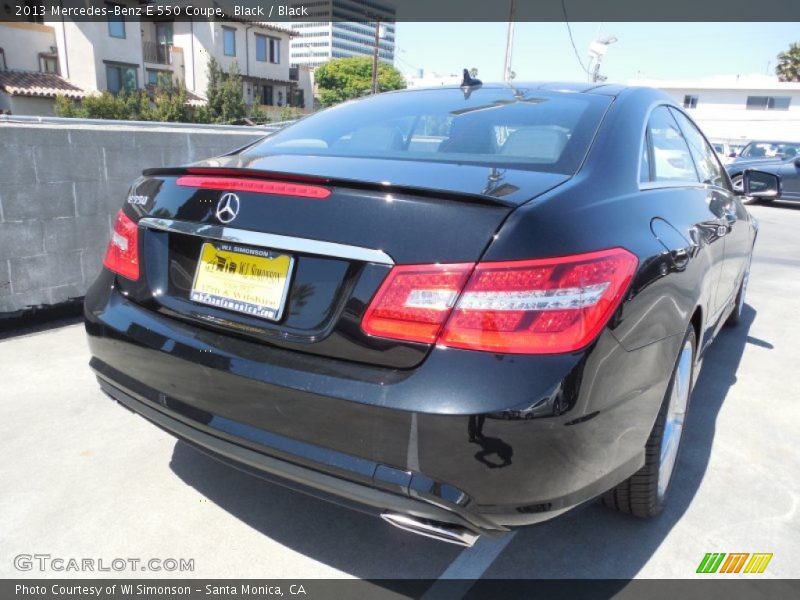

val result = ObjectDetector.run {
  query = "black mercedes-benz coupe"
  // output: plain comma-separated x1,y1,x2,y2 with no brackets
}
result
85,82,757,546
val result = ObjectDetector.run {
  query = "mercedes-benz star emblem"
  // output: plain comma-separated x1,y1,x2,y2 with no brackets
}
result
215,193,240,224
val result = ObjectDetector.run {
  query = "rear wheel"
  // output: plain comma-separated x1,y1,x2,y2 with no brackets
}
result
601,327,695,518
726,256,751,327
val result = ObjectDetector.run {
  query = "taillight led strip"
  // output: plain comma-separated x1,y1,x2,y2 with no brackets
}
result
103,209,140,281
176,176,331,199
361,248,638,355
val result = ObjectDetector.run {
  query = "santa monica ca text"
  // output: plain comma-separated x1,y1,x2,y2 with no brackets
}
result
16,584,307,596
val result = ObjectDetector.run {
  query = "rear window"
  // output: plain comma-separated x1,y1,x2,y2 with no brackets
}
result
244,87,612,175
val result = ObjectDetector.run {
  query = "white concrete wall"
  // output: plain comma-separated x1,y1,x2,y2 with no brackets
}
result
5,96,57,116
296,65,314,110
632,79,800,142
0,117,266,314
0,22,56,72
174,20,214,96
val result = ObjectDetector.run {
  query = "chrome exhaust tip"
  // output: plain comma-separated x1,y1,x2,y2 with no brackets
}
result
381,512,480,547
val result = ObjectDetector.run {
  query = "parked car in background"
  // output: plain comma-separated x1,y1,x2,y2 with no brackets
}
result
728,140,800,193
85,83,758,547
711,140,736,165
731,140,800,162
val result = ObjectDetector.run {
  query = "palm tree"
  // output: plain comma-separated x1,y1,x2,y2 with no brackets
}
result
776,42,800,82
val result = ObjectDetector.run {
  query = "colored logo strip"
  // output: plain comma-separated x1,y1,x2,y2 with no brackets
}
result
697,552,772,574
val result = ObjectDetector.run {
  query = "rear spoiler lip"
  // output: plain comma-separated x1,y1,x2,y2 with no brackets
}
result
141,166,520,208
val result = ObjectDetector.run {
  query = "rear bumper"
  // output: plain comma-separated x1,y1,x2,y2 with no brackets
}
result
97,375,499,538
85,275,681,531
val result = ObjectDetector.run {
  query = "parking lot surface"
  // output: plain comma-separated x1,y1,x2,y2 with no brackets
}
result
1,203,799,581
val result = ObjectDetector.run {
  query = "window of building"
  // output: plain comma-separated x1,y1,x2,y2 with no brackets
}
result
107,4,126,39
106,63,138,95
155,23,173,45
146,69,172,87
0,48,6,71
670,108,728,190
645,106,699,183
683,95,698,109
256,35,267,62
294,89,305,109
39,54,58,74
746,96,791,111
223,27,236,56
269,37,280,64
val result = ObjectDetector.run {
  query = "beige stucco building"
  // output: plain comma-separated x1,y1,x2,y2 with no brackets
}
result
0,6,313,117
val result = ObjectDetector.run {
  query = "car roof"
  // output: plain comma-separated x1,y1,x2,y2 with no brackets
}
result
403,81,630,97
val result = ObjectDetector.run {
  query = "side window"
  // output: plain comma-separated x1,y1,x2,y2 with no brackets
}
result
646,106,698,183
640,130,651,182
670,108,729,190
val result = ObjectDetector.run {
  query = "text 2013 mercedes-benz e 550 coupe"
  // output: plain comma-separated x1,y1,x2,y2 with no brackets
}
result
85,83,757,546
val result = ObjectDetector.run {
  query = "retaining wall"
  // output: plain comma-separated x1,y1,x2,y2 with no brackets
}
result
0,116,267,315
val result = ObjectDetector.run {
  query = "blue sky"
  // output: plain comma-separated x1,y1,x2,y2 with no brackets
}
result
393,22,799,82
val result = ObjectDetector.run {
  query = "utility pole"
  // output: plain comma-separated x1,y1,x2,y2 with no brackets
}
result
503,0,516,82
371,19,381,94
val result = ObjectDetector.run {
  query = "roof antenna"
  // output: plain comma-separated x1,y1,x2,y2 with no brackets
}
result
461,68,482,99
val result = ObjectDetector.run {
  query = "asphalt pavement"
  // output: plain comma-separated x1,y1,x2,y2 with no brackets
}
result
1,202,799,582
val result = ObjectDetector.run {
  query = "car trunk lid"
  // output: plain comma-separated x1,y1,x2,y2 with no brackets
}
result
118,159,569,368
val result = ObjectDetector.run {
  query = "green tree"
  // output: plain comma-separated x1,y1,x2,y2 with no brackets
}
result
151,74,190,122
314,56,406,107
776,42,800,82
120,89,153,121
55,89,152,120
54,95,81,117
203,57,246,123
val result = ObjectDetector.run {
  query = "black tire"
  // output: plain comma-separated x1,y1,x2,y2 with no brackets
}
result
726,257,751,328
601,326,696,518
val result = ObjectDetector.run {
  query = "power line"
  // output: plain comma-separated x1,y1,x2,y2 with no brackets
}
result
561,0,592,77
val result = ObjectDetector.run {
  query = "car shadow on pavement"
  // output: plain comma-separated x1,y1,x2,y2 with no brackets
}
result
168,305,759,583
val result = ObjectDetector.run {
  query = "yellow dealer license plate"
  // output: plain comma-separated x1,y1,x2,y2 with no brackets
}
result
190,242,293,321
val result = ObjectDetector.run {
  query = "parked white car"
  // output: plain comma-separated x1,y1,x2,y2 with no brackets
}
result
711,140,738,165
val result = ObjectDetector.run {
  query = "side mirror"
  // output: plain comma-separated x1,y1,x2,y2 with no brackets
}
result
742,170,781,199
728,152,737,158
794,157,800,168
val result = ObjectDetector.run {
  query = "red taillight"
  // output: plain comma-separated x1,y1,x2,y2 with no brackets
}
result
361,263,474,343
176,176,331,199
103,210,140,281
361,248,638,354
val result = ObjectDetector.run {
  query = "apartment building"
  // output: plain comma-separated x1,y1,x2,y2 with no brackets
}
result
290,0,395,67
176,20,306,109
630,75,800,141
0,5,312,116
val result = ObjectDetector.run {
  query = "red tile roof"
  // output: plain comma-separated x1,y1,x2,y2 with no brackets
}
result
0,71,86,99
